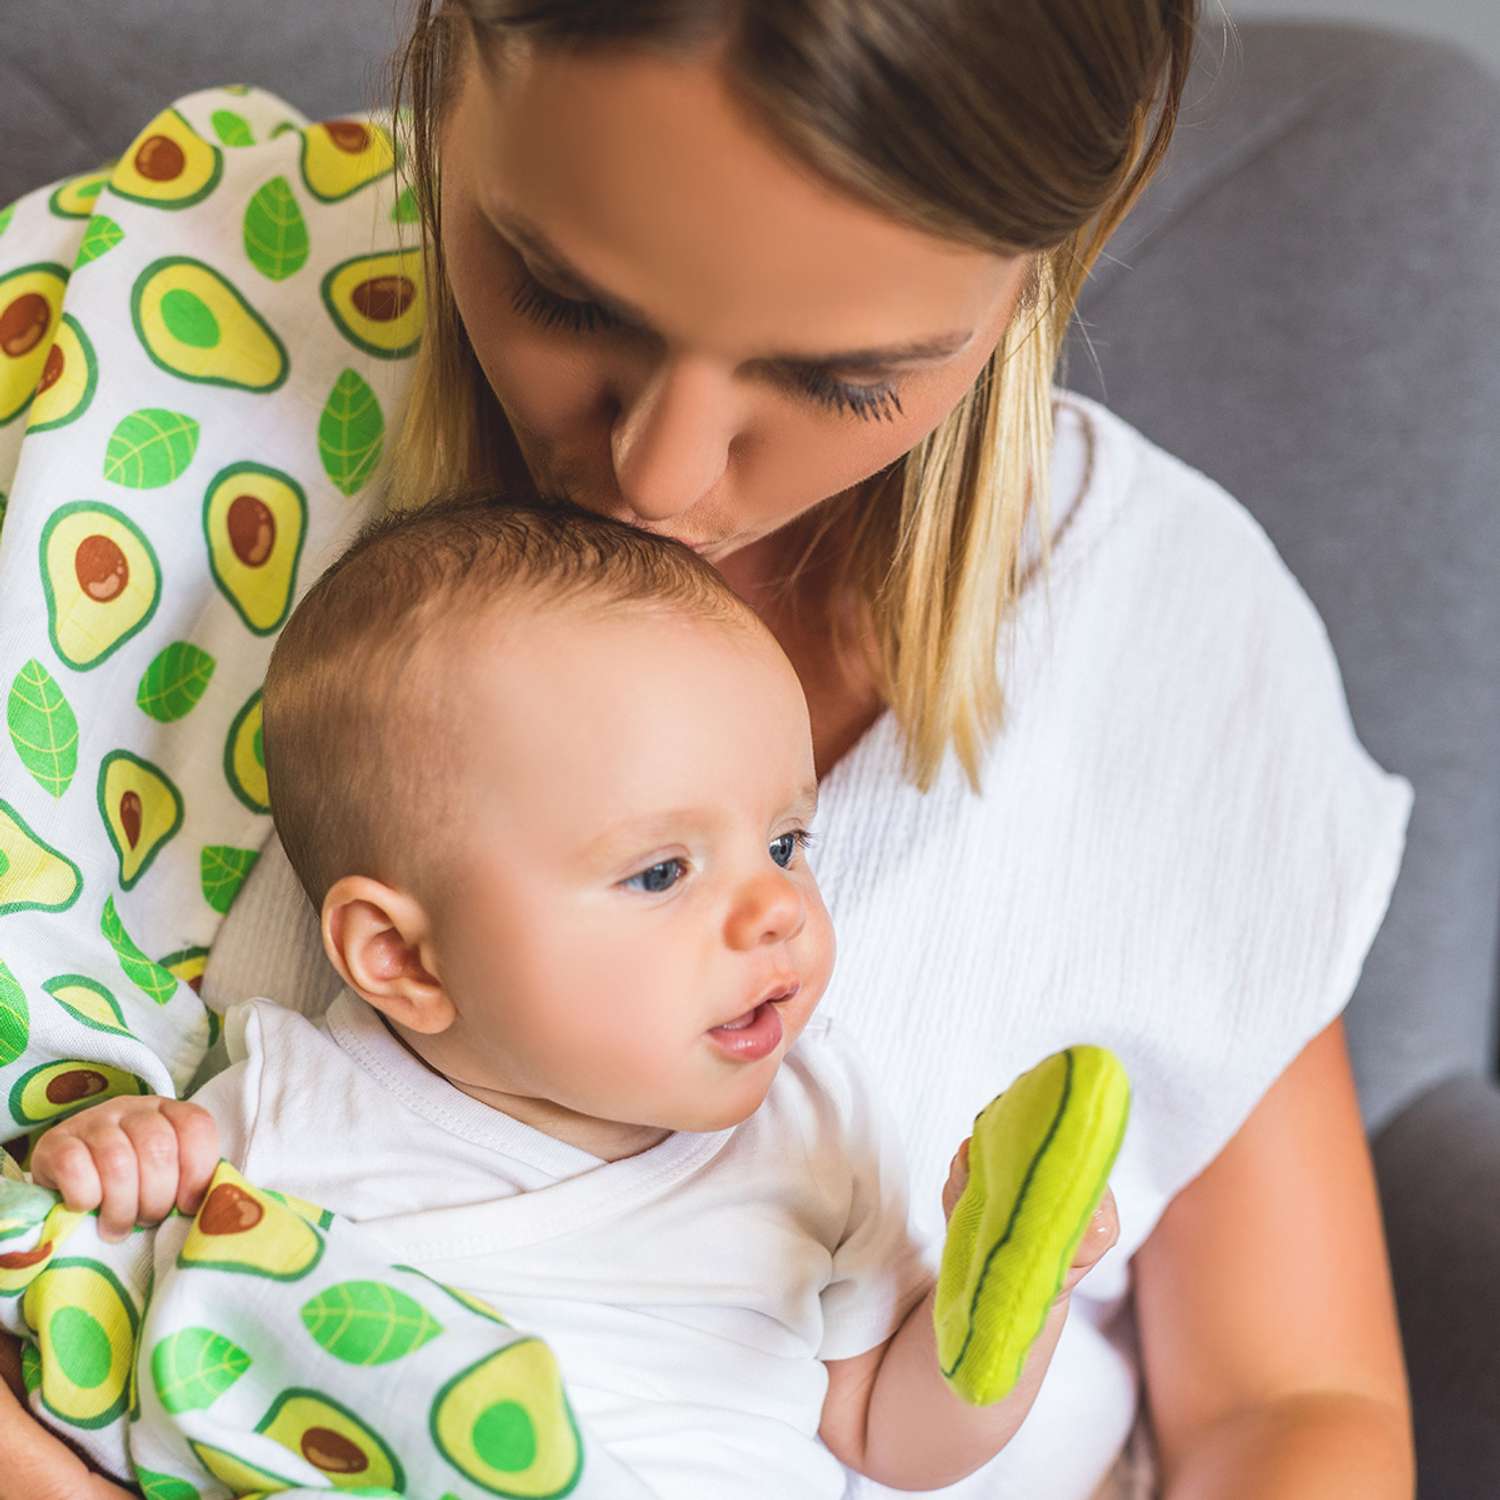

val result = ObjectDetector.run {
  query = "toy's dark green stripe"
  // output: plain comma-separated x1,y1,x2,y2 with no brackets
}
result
940,1048,1075,1381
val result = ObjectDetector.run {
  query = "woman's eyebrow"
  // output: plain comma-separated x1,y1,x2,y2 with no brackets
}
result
493,208,975,372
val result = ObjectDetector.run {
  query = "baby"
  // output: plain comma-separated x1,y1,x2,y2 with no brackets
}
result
18,493,1116,1497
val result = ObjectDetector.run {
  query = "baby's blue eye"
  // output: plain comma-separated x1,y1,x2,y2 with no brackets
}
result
624,858,685,894
770,831,811,868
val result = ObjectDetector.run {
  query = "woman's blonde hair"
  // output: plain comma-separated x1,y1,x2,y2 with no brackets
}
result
385,1,1201,791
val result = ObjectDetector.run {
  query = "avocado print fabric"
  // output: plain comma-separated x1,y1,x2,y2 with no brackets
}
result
0,82,420,1117
0,84,637,1498
0,1160,648,1498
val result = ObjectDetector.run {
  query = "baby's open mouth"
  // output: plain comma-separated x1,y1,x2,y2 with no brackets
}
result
705,982,798,1059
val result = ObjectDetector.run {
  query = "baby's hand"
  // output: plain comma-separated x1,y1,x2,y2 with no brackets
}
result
941,1136,1120,1299
30,1097,219,1243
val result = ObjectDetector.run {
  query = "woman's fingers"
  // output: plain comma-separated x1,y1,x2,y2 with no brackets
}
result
941,1136,972,1220
1057,1185,1121,1299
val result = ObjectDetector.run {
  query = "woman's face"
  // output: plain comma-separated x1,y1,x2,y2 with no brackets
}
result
439,35,1033,569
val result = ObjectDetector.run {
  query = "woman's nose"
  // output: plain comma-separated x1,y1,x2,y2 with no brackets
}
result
609,353,737,523
725,868,807,952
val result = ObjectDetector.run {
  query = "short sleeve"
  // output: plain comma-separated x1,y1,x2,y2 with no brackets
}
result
815,1021,934,1362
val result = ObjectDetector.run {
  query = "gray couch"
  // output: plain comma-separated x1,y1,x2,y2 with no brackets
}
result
7,8,1497,1495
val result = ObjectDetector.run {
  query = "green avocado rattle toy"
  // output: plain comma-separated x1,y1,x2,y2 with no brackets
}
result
934,1044,1131,1406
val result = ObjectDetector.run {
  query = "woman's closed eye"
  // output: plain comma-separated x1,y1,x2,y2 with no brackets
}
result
509,269,904,424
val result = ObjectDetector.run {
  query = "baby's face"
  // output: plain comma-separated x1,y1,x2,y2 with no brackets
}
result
423,601,834,1135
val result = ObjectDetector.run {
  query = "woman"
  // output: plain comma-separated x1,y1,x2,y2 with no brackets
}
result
0,1,1416,1495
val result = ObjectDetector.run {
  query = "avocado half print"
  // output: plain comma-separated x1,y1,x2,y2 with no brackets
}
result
431,1338,584,1498
96,750,184,889
0,262,69,426
300,118,396,202
23,1257,138,1429
39,501,161,671
26,313,98,433
132,257,287,392
0,1201,85,1297
204,462,306,635
48,166,113,221
257,1388,404,1490
178,1162,323,1280
111,107,222,209
321,248,424,359
224,690,269,812
0,797,82,916
8,1059,147,1128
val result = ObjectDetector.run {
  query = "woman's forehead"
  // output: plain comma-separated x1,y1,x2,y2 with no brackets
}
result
448,40,1025,366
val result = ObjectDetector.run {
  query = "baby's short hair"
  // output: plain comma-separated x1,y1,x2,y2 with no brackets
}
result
262,491,750,913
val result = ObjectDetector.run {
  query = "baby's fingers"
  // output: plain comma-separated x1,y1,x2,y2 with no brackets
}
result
941,1136,972,1221
159,1100,219,1215
120,1110,183,1227
1058,1186,1120,1299
83,1127,140,1243
30,1133,102,1214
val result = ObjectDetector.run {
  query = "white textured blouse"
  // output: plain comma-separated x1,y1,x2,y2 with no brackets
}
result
205,389,1413,1500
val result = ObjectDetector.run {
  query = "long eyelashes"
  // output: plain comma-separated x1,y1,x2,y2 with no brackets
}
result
508,273,904,424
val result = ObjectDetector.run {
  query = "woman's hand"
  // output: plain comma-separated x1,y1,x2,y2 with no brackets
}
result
941,1135,1120,1300
0,1333,137,1499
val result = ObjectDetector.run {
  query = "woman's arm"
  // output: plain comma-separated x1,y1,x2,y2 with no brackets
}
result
0,1338,134,1500
1134,1016,1415,1499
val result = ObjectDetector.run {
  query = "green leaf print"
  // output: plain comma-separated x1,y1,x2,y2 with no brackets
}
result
0,201,14,238
7,658,79,797
200,846,259,915
300,1281,443,1366
150,1326,251,1413
0,491,7,537
243,176,310,282
136,642,216,723
104,408,201,489
0,962,29,1067
133,1468,200,1500
318,368,385,497
100,896,178,1005
19,1339,40,1394
210,109,255,148
392,184,420,225
74,215,125,269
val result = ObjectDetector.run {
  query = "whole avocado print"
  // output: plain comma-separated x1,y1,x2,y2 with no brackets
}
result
203,462,306,635
178,1162,323,1280
430,1338,584,1498
96,750,184,889
132,258,288,392
26,313,98,433
9,1058,147,1128
321,248,424,359
0,797,83,916
39,501,161,671
300,118,396,203
0,263,70,426
224,690,269,812
111,107,223,209
40,974,131,1037
256,1388,404,1491
21,1257,139,1428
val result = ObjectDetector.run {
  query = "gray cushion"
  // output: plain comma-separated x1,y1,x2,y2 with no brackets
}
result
1372,1074,1500,1498
4,1,403,206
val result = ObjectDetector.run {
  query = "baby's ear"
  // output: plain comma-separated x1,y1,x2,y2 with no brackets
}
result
320,876,455,1034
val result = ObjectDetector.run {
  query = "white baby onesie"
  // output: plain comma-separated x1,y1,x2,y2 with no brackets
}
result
190,991,936,1500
